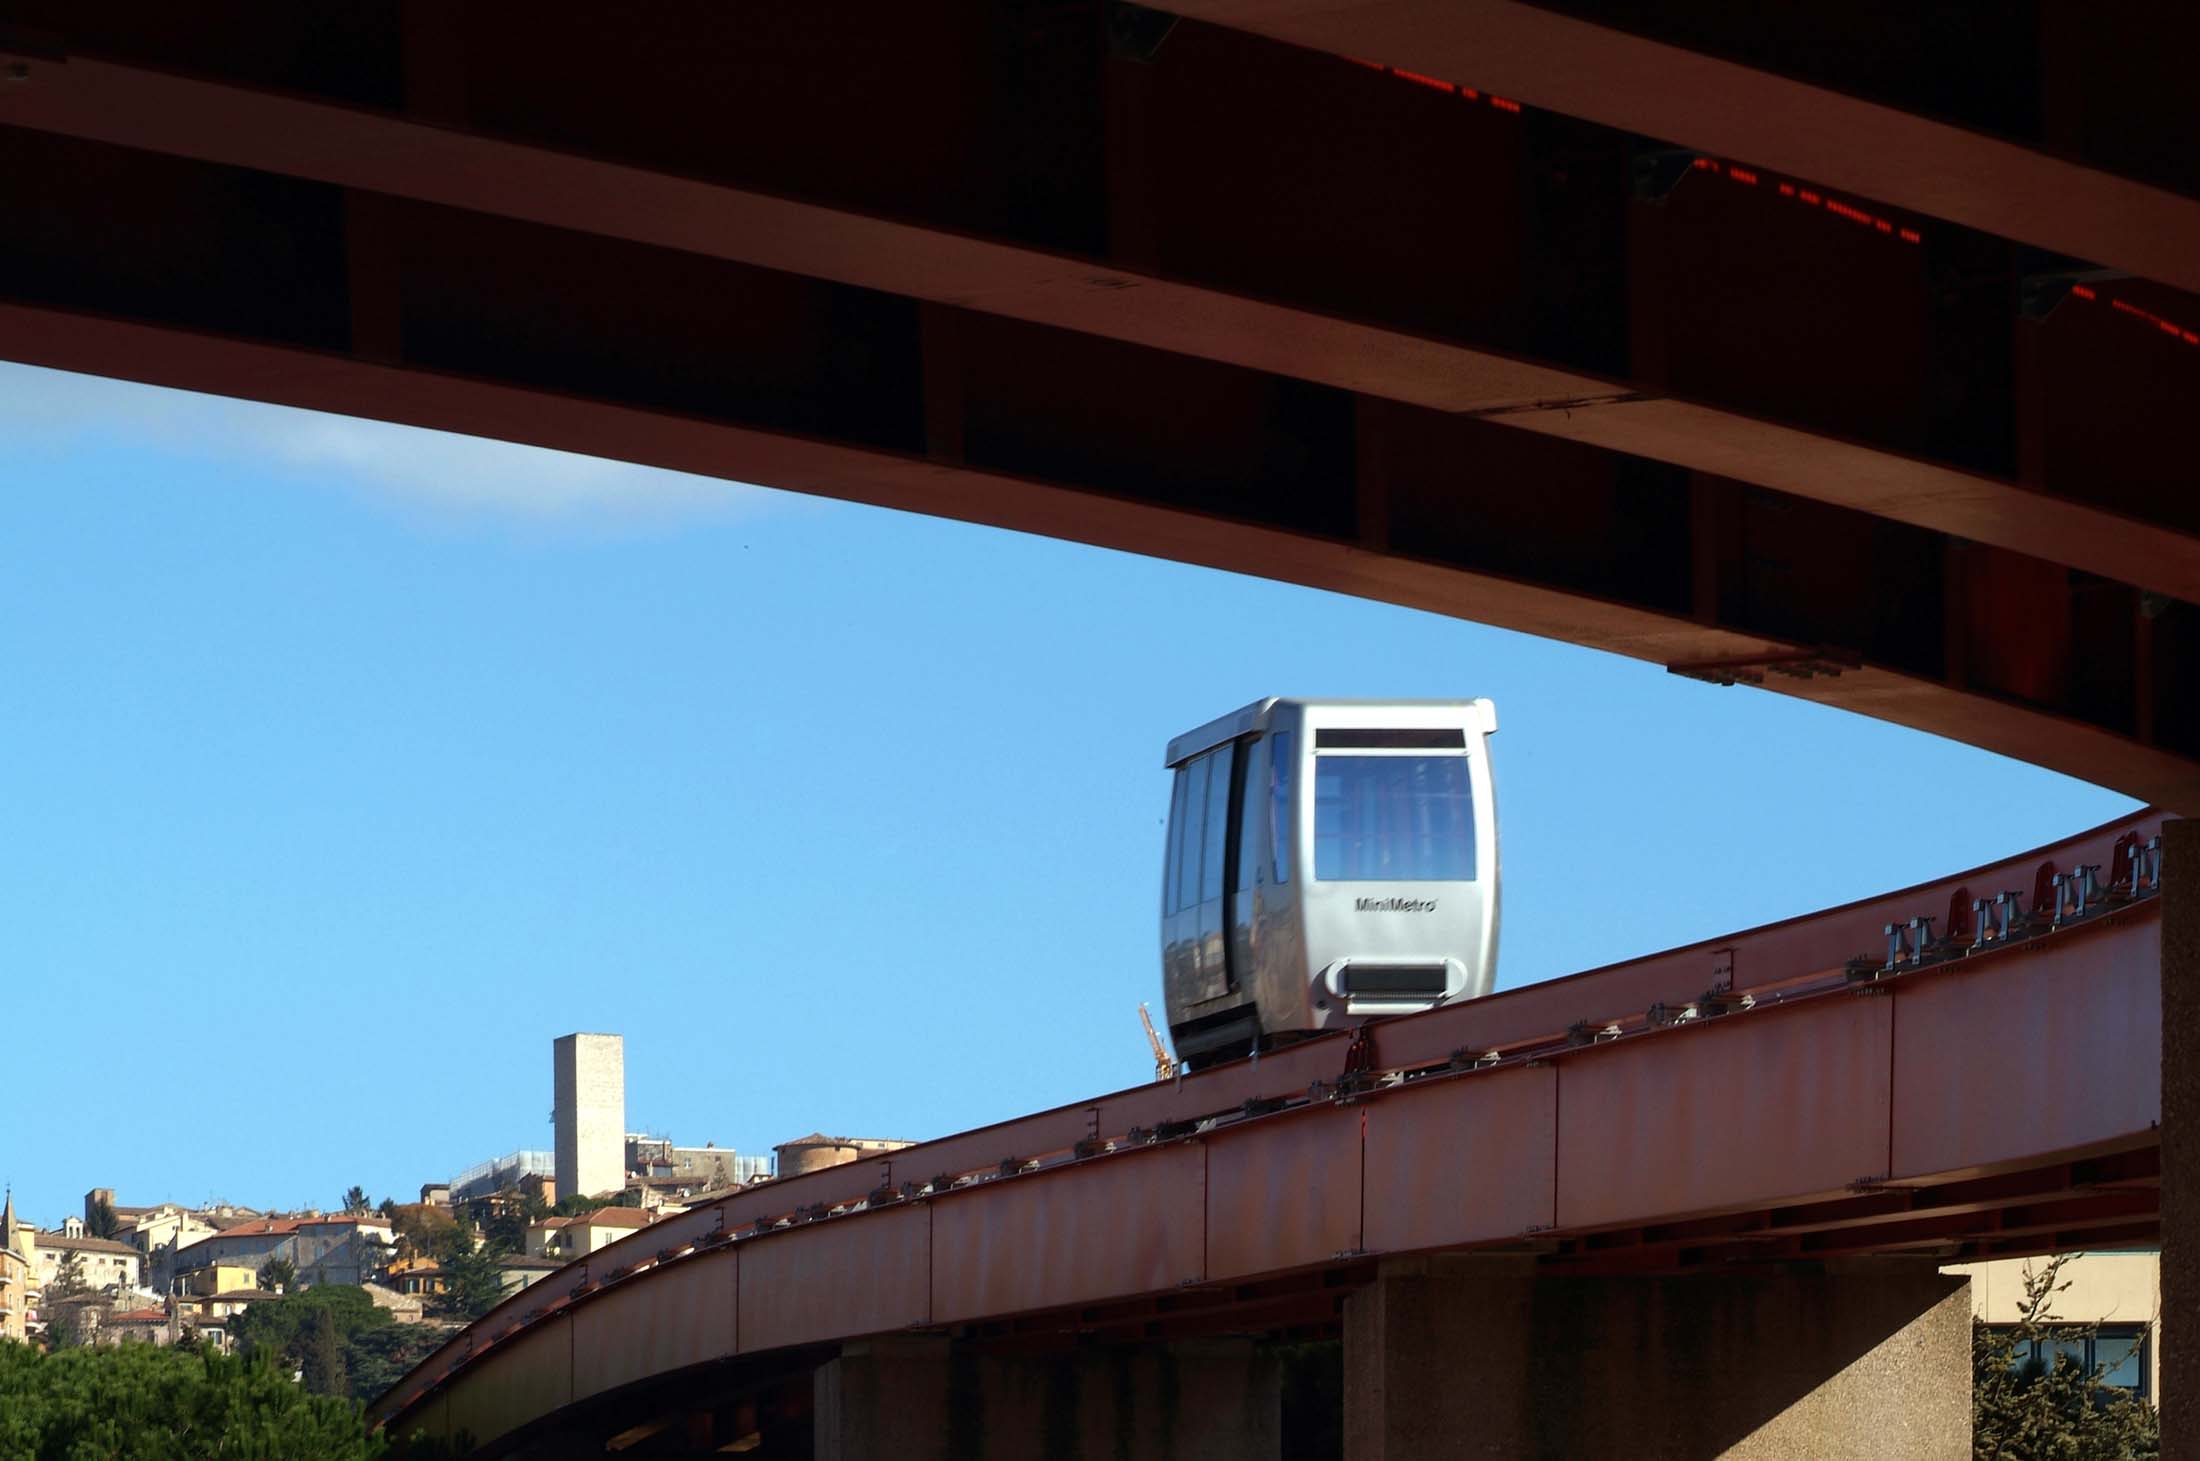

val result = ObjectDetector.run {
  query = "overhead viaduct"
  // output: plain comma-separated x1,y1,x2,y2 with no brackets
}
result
1,1,2198,812
0,3,2194,1456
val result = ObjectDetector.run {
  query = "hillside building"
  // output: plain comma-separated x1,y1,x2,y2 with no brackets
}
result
35,1233,143,1294
170,1213,393,1289
0,1192,34,1342
554,1033,625,1200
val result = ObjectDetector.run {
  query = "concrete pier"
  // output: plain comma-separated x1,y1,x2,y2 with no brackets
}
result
1343,1255,1971,1460
815,1336,1280,1461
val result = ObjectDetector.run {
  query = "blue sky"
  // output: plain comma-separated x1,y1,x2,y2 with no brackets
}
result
0,361,2137,1227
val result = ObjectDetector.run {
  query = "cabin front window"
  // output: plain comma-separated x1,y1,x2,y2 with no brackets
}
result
1313,755,1475,881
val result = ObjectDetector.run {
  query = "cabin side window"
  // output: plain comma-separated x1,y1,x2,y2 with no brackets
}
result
1199,744,1235,907
1170,752,1223,915
1234,738,1265,894
1163,766,1190,912
1267,732,1292,885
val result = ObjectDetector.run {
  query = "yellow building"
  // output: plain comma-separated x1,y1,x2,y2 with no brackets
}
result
1946,1250,2160,1405
1,1191,34,1343
526,1205,656,1260
384,1257,448,1298
180,1264,261,1298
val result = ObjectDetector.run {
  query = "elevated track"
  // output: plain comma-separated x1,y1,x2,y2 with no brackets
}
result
370,812,2165,1452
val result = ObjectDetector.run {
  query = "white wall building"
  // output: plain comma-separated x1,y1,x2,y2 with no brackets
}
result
555,1032,625,1200
34,1233,144,1294
1946,1249,2160,1406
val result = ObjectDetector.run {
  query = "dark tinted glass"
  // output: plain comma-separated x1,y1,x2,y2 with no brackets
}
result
1199,744,1235,904
1173,760,1206,913
1235,738,1263,894
1268,732,1292,885
1163,766,1189,913
1342,965,1448,996
1314,727,1467,749
1313,755,1475,881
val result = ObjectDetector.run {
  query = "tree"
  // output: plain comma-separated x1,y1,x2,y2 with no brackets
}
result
477,1199,533,1257
228,1283,436,1405
426,1239,507,1324
42,1310,81,1352
47,1250,89,1302
346,1323,449,1405
86,1197,122,1240
387,1204,456,1262
378,1197,399,1220
550,1188,640,1217
343,1186,371,1215
0,1336,388,1457
302,1306,348,1397
260,1256,298,1292
1973,1254,2159,1460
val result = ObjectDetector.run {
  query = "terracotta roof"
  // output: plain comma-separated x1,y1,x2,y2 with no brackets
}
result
109,1308,168,1323
38,1234,139,1256
184,1214,389,1242
579,1208,654,1228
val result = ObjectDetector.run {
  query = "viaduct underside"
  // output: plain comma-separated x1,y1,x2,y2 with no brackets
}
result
1,1,2198,807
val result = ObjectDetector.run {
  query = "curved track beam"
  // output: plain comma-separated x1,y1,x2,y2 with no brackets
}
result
372,813,2166,1453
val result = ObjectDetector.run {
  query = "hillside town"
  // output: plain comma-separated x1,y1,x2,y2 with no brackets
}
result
0,1032,908,1397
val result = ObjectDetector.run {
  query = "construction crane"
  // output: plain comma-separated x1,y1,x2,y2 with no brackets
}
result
1139,1003,1178,1082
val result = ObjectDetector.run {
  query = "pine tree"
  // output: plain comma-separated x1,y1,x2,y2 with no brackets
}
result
0,1340,390,1457
1973,1254,2160,1459
47,1251,89,1301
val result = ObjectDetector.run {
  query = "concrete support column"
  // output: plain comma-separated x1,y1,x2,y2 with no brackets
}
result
816,1338,954,1461
815,1337,1279,1461
2164,818,2197,1459
1345,1255,1971,1460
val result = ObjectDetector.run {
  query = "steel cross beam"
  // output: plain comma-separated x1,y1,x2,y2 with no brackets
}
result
1166,0,2200,295
1,32,2197,604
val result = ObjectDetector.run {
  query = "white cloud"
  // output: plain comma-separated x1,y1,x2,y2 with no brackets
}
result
0,362,775,530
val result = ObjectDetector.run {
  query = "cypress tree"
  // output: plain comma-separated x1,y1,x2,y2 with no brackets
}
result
302,1306,348,1398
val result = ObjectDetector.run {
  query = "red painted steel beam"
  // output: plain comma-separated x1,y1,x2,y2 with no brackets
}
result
371,814,2166,1450
1164,0,2200,295
3,44,2199,615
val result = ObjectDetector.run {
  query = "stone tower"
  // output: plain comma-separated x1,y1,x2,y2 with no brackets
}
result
0,1189,33,1343
554,1033,626,1200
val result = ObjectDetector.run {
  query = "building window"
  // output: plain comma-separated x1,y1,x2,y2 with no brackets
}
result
1997,1325,2152,1401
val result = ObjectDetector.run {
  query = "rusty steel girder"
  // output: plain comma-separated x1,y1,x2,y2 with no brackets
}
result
372,813,2164,1453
